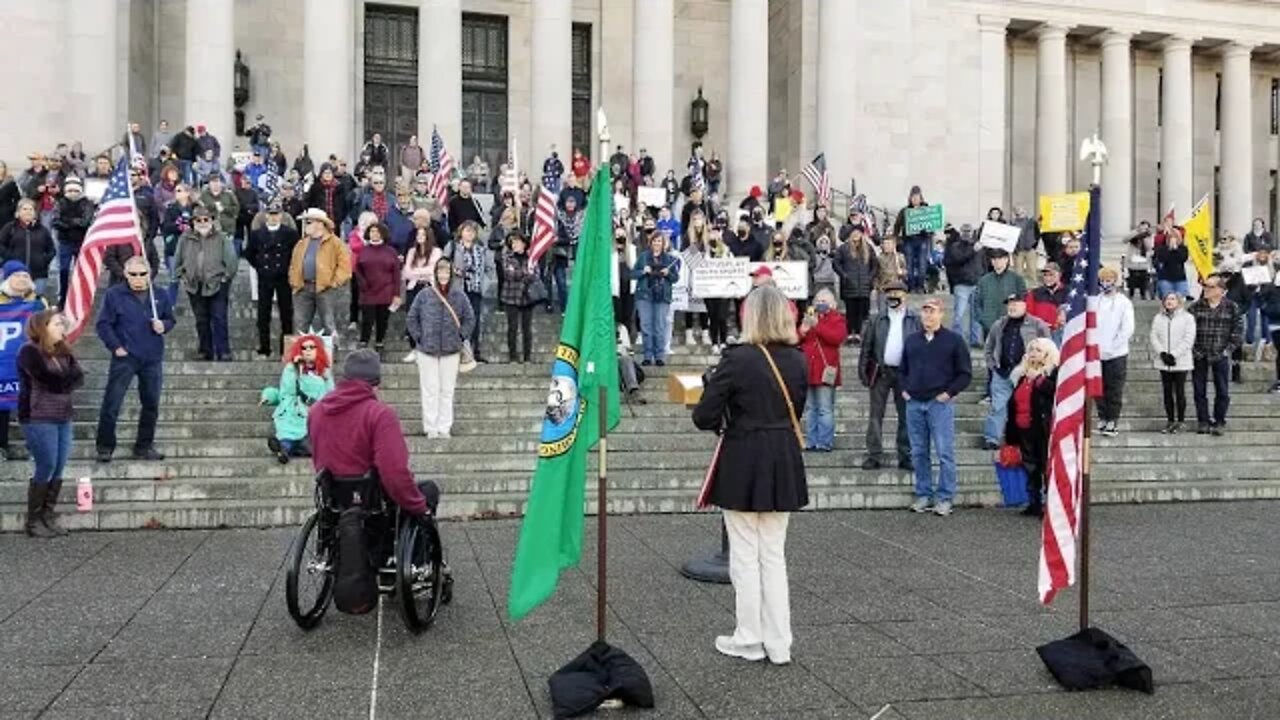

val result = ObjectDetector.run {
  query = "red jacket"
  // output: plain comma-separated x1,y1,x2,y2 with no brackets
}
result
799,310,845,386
1025,285,1066,330
355,243,402,306
308,380,425,516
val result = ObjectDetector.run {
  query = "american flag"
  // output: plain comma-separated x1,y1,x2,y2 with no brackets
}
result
801,153,831,208
64,152,146,343
427,126,454,207
1039,184,1104,605
526,186,559,270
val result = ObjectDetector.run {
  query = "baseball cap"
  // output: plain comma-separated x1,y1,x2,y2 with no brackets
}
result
750,266,773,279
1042,262,1061,274
1004,293,1026,304
882,280,907,293
921,298,944,311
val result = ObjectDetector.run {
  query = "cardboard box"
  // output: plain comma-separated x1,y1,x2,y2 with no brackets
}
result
667,373,704,406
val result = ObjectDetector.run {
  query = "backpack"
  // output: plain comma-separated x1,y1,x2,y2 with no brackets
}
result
332,508,378,614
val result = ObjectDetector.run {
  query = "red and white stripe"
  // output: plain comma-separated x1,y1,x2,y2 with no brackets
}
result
526,187,559,270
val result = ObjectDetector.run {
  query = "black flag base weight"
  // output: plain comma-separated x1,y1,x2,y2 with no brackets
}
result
1036,627,1154,694
549,640,655,718
680,519,731,584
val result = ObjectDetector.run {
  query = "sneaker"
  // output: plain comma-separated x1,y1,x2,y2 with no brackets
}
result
861,458,881,470
714,635,765,662
1020,504,1043,518
1100,422,1119,437
1160,422,1175,434
357,341,369,350
933,501,954,517
765,649,792,666
96,449,113,463
897,459,914,471
1270,381,1280,395
702,329,712,345
711,344,722,355
402,351,417,363
131,447,166,461
685,329,696,346
656,359,666,367
267,437,288,464
1171,422,1183,434
982,439,1000,451
347,321,358,332
1196,422,1210,435
1211,425,1225,437
255,350,271,360
909,497,932,513
978,395,991,406
641,359,652,367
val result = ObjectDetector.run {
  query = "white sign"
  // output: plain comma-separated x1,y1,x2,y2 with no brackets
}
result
691,258,752,298
637,186,667,209
978,220,1022,254
670,260,706,313
1241,264,1273,286
83,178,109,203
750,261,809,300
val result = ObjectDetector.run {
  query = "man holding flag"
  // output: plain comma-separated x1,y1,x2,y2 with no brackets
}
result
508,164,620,621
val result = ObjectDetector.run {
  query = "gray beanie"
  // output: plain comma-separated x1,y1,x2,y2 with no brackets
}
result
343,349,382,385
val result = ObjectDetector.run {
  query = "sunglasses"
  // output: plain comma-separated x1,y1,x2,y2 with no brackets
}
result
301,344,318,351
126,271,149,278
194,218,213,224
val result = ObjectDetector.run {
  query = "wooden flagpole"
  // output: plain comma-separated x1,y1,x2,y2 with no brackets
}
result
595,109,613,643
1077,134,1107,632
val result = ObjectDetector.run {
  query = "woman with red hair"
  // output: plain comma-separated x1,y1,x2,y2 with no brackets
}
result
259,334,334,463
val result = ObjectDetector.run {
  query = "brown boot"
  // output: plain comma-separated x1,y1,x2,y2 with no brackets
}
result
42,480,69,536
25,483,55,539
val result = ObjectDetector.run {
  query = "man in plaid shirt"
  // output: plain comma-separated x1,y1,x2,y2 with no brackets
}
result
1187,274,1244,435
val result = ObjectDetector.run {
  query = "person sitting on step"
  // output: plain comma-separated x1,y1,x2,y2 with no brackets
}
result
260,334,334,464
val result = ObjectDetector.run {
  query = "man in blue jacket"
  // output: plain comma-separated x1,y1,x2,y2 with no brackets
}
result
900,298,972,516
95,256,176,463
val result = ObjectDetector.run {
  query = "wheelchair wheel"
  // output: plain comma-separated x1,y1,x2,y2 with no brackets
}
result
286,511,334,630
395,518,444,634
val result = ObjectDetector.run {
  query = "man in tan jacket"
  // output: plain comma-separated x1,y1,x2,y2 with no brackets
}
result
290,208,351,337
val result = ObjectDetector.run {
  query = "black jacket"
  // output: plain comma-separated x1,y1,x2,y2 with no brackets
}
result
1004,369,1057,475
943,232,985,287
447,194,485,230
692,343,809,512
726,232,764,262
832,243,878,298
858,308,923,386
305,179,350,228
53,196,96,251
245,223,300,277
0,180,19,226
103,234,161,286
169,132,200,162
0,221,56,279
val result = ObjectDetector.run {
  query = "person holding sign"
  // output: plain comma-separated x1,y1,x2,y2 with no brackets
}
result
1154,229,1190,300
798,289,845,452
680,212,712,346
631,232,680,366
891,186,933,293
702,227,733,354
0,262,47,462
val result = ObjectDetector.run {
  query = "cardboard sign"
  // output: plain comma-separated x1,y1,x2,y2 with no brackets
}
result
637,186,667,208
978,220,1022,254
670,266,706,313
1241,264,1273,286
904,205,945,235
1039,193,1091,233
691,258,752,299
749,262,809,300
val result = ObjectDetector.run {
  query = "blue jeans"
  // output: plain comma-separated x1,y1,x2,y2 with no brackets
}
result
178,160,195,186
906,398,957,503
1156,279,1189,300
550,257,570,312
904,235,930,292
96,354,164,453
164,256,180,307
984,372,1014,444
804,385,835,450
636,299,670,362
951,284,981,345
24,421,72,484
1192,356,1231,426
465,290,484,356
57,242,78,307
1245,294,1264,345
189,283,231,358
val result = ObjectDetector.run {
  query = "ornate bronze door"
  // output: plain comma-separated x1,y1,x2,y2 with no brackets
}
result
364,5,418,164
461,14,509,176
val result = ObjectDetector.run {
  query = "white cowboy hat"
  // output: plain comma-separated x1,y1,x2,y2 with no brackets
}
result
297,208,334,230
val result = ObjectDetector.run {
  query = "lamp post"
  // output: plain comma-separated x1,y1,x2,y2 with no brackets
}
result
234,51,250,136
690,87,709,140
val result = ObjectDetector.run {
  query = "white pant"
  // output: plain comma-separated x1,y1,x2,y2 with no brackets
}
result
415,352,460,435
723,510,792,657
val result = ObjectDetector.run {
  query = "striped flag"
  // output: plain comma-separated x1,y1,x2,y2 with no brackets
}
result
65,152,146,343
526,186,559,270
1039,184,1103,605
427,126,455,206
801,153,831,207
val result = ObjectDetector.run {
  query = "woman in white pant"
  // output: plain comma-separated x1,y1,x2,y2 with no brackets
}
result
406,256,475,438
692,285,809,665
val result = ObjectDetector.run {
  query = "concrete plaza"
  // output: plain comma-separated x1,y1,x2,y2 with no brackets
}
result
2,502,1279,719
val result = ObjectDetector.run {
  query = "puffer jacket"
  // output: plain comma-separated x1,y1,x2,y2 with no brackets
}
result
500,249,537,307
1148,307,1196,372
406,280,475,356
0,220,55,279
833,242,877,298
943,233,985,287
53,196,95,251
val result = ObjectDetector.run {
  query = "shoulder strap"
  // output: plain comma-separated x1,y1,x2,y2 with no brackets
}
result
756,344,805,448
432,284,462,329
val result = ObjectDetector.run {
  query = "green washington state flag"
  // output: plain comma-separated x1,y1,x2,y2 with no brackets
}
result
508,166,621,621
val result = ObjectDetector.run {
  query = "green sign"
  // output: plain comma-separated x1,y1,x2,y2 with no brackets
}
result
904,205,945,235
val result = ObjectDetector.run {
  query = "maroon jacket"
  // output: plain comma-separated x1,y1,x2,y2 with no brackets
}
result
355,243,402,306
307,379,426,515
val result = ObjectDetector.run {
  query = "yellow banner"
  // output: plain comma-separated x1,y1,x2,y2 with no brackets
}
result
1181,195,1214,280
1038,192,1091,233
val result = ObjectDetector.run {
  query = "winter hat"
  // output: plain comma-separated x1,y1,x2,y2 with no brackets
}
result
2,260,30,279
63,176,83,191
343,349,382,386
749,185,763,199
196,124,206,133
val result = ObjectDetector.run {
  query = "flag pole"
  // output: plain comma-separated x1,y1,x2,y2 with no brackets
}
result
121,129,160,321
1078,134,1106,632
595,109,613,643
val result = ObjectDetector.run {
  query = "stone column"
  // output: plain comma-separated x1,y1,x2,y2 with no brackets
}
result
1100,31,1134,243
419,0,462,158
1035,24,1070,198
1219,42,1254,238
184,0,235,144
1160,36,1195,216
977,16,1009,215
531,0,573,167
816,0,855,200
728,0,769,200
66,1,120,154
633,0,675,174
304,0,355,160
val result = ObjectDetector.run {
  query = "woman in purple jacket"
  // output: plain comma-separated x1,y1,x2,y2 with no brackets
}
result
18,309,83,538
354,222,402,351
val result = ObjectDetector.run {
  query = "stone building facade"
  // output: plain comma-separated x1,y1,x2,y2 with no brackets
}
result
4,0,1280,242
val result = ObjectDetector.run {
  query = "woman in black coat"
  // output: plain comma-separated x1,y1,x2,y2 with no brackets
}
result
1003,337,1059,517
692,285,807,666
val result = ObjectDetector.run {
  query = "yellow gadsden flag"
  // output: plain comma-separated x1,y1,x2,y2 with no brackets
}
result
1181,195,1214,280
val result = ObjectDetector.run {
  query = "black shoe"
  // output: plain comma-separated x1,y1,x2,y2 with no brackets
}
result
1171,422,1183,434
897,459,914,471
132,447,166,461
861,458,881,470
627,389,647,405
1196,422,1210,435
267,437,289,463
982,439,1000,451
374,343,385,353
198,352,214,362
641,359,652,367
1160,422,1175,434
96,449,113,463
655,359,665,367
1020,504,1044,518
1211,425,1225,437
215,354,233,362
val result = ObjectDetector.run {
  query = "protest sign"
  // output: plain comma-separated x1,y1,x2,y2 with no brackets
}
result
637,186,666,208
1242,264,1273,286
978,220,1022,254
670,264,706,313
749,262,809,300
1038,193,1091,233
691,258,751,298
904,205,945,235
83,178,108,203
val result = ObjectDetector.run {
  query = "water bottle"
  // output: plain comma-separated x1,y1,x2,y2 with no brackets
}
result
76,477,93,513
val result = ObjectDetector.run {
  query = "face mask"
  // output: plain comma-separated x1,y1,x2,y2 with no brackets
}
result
737,229,748,238
886,297,904,309
266,221,281,231
773,240,783,247
815,302,831,313
1101,281,1115,292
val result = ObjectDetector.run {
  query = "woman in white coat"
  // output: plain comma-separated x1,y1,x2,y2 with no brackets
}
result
1149,291,1197,434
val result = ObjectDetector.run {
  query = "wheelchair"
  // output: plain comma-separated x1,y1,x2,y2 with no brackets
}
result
285,471,452,633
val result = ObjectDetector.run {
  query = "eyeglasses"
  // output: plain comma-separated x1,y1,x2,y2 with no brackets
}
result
194,219,213,224
126,271,149,278
301,344,318,351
